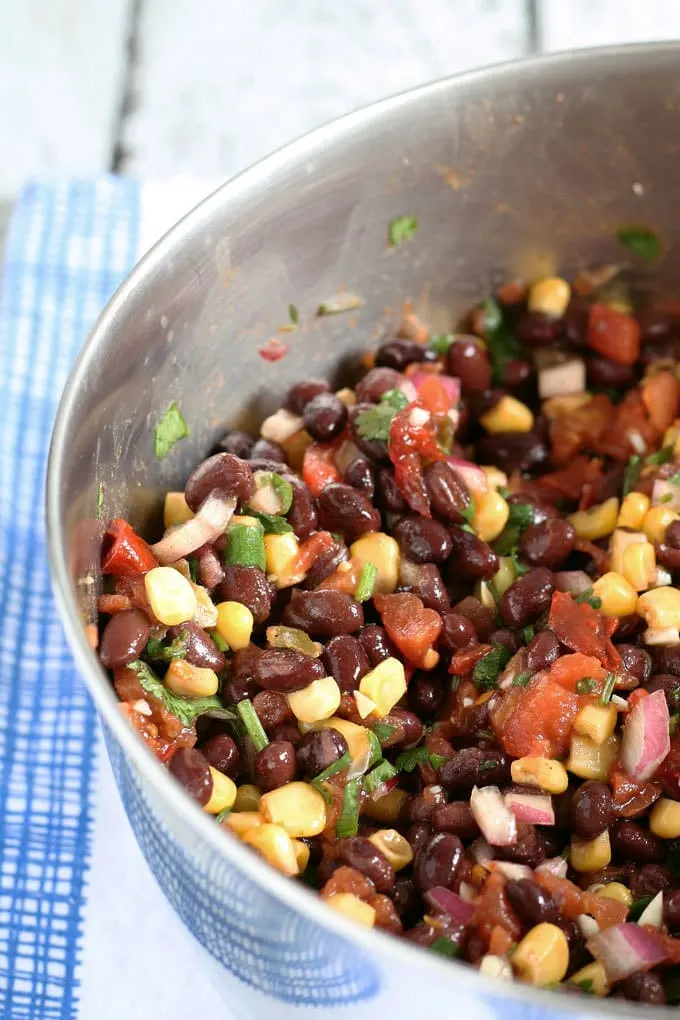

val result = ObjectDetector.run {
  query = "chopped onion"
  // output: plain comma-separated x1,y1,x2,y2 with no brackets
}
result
458,881,477,903
470,785,518,847
398,558,422,586
537,357,586,400
620,689,670,782
577,913,600,938
611,694,629,711
479,954,512,980
587,923,668,981
151,492,236,564
354,690,377,719
553,570,593,595
409,371,460,408
490,861,533,881
536,856,568,879
643,625,680,646
638,891,664,929
260,408,304,443
424,886,475,924
656,567,673,587
469,836,495,866
653,478,680,510
446,456,487,496
503,792,555,826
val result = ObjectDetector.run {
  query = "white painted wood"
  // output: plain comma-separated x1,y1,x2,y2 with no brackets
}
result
0,0,132,195
537,0,680,51
122,0,529,178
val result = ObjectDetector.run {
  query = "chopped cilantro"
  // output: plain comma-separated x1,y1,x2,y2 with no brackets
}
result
600,673,617,705
372,721,397,745
576,678,598,695
511,549,530,577
210,629,229,653
574,589,602,609
617,224,661,262
145,634,187,662
355,562,378,603
429,753,448,771
288,303,299,325
628,893,654,921
477,759,501,773
507,502,535,529
394,746,445,773
661,493,675,504
154,401,189,459
622,454,642,497
480,298,523,384
245,510,293,534
573,978,594,994
312,752,351,785
460,498,476,524
363,759,398,795
129,661,234,727
646,444,674,466
428,333,455,356
523,625,535,644
354,388,409,443
388,215,418,247
512,671,532,688
472,644,512,690
96,481,104,519
429,936,460,958
336,779,361,837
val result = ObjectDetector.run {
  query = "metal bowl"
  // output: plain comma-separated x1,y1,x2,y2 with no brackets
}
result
47,43,680,1019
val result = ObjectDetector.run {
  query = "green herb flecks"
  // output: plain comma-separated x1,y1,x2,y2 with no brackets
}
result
477,759,501,774
472,644,512,691
363,759,398,795
355,563,378,603
428,333,455,356
372,721,397,745
215,807,231,824
236,698,269,753
574,589,602,610
600,673,617,705
394,746,446,773
429,936,461,958
617,224,661,262
354,388,409,443
622,454,642,497
576,678,598,695
646,444,674,467
245,510,293,534
572,979,594,995
479,298,523,384
145,633,188,663
628,893,655,921
312,752,351,785
512,671,532,688
129,661,234,728
210,629,229,653
336,779,361,837
523,625,535,644
511,549,530,577
388,215,418,247
154,401,190,460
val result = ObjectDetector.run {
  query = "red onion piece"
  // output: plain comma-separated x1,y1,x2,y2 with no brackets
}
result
536,856,568,879
197,545,225,589
503,792,555,826
446,456,487,495
586,923,669,981
470,785,518,847
553,570,593,595
369,775,400,801
424,886,475,925
409,371,460,407
620,689,670,782
151,492,236,564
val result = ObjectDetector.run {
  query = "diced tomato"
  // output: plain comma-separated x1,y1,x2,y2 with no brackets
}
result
547,652,607,691
114,575,157,620
258,337,289,362
595,389,659,461
548,591,621,672
535,872,627,929
414,375,452,415
294,531,335,574
643,928,680,966
551,395,614,465
490,674,580,758
538,456,603,503
316,561,360,595
488,925,514,957
627,687,649,709
642,369,680,434
388,402,444,517
588,303,641,365
448,644,494,676
374,592,442,669
97,593,133,615
473,871,522,945
573,537,611,575
302,442,341,497
654,732,680,798
101,518,157,576
610,762,662,817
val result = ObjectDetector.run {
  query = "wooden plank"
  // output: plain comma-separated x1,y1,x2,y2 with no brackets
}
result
0,0,132,195
537,0,680,51
122,0,530,178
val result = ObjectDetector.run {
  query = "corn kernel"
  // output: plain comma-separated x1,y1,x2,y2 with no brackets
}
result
596,882,633,908
567,734,619,781
567,961,610,997
472,489,510,543
481,465,508,492
350,532,400,595
242,822,299,876
354,690,377,719
325,893,376,928
144,566,197,626
493,557,516,598
573,703,617,746
368,829,414,871
480,395,534,434
233,784,261,812
622,541,656,592
359,657,407,717
226,811,263,837
638,586,680,629
477,580,496,610
192,583,219,628
610,528,647,574
288,676,341,723
512,923,569,986
592,571,638,618
215,600,254,651
164,660,219,698
471,864,489,888
479,955,512,981
650,797,680,839
264,532,303,588
510,757,569,794
363,787,409,824
282,428,313,469
335,387,356,407
292,839,310,874
617,492,650,531
528,276,571,319
542,392,592,420
260,782,327,837
571,831,611,872
568,498,619,542
643,505,680,544
163,491,194,528
204,768,237,814
664,424,680,448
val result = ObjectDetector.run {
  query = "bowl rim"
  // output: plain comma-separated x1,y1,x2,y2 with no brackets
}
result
46,40,680,1013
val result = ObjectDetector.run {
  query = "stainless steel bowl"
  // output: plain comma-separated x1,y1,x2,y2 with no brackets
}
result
48,43,680,1019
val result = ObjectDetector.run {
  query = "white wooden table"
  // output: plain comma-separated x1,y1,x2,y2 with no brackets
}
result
2,0,680,207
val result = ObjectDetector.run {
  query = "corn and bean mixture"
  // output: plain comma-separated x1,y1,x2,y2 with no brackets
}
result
99,271,680,1004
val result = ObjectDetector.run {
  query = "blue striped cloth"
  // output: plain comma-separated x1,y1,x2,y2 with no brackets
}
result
0,179,140,1020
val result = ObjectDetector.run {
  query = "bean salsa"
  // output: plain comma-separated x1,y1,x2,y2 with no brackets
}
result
98,253,680,1004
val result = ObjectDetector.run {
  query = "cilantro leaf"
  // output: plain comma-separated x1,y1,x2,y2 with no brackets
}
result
617,224,661,262
573,978,594,994
129,660,235,727
628,893,654,921
215,807,231,824
512,671,532,688
480,298,523,384
245,510,293,534
477,759,501,773
288,303,299,325
507,502,535,529
354,388,409,443
574,589,602,609
472,644,512,690
622,454,642,497
429,936,460,958
145,634,188,662
394,746,445,773
575,678,598,695
363,759,398,795
428,334,454,356
388,215,418,246
154,401,190,459
372,721,397,745
646,444,674,467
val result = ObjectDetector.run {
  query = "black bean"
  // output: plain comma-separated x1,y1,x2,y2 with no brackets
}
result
185,452,254,511
393,876,420,922
629,864,674,899
301,540,349,590
214,428,254,459
343,458,376,499
252,690,292,732
641,337,680,367
620,972,666,1006
519,519,575,570
525,630,560,674
254,740,297,791
644,674,680,712
414,833,464,892
338,836,396,893
618,644,652,683
423,461,472,523
570,782,614,839
281,474,318,541
408,673,445,718
656,542,680,571
488,628,519,654
507,492,560,525
505,878,559,927
169,748,213,806
431,801,479,839
200,732,240,778
393,516,453,564
99,609,150,669
452,596,496,642
438,747,510,792
250,438,287,463
439,611,477,650
407,822,432,856
286,378,331,414
283,589,364,637
218,565,274,624
322,635,370,693
500,823,545,867
651,645,680,677
445,337,491,393
377,468,409,511
296,728,348,778
168,620,226,672
448,527,499,579
303,393,348,442
354,367,403,404
317,484,381,542
666,520,680,549
377,708,424,749
253,647,326,693
664,889,680,931
639,307,678,344
611,820,666,863
376,338,428,371
475,432,549,475
562,296,589,349
270,721,302,746
359,624,397,665
515,311,561,347
501,359,533,389
586,355,635,391
500,567,554,628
